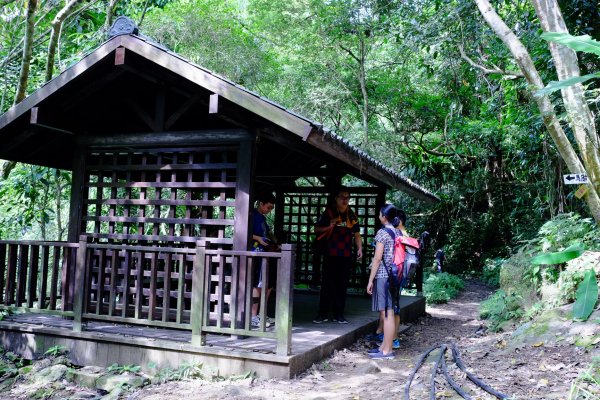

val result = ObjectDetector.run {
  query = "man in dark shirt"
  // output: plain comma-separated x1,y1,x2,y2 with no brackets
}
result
251,193,277,328
313,187,363,324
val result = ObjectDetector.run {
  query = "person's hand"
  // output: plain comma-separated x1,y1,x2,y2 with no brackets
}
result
257,237,269,247
356,248,363,259
329,218,337,228
367,280,373,295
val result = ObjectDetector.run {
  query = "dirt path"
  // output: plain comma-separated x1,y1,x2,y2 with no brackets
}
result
132,280,593,399
3,281,590,399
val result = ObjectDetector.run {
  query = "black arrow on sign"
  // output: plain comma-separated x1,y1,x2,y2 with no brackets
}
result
566,175,575,181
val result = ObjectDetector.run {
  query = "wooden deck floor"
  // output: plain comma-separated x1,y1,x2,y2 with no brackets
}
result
0,292,425,378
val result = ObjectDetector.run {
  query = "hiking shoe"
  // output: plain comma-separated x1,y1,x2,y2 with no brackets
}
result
369,351,395,360
367,347,380,354
393,338,401,349
334,316,348,324
251,316,271,328
366,332,384,342
312,316,328,324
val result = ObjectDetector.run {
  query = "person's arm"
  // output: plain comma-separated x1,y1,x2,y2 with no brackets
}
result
314,210,336,234
354,232,363,259
366,242,384,294
252,234,269,247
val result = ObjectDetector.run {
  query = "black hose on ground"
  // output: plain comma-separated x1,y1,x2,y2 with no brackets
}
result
451,343,509,400
429,344,446,400
404,344,443,400
440,347,472,400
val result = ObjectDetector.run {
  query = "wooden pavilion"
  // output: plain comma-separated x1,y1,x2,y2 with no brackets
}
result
0,18,437,377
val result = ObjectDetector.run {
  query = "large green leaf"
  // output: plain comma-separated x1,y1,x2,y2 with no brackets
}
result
573,269,598,321
531,243,586,265
535,73,600,97
541,33,600,57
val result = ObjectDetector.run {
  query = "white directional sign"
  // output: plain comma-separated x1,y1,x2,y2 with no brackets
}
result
563,174,590,185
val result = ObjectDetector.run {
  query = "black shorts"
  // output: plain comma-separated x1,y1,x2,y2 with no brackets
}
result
252,257,277,289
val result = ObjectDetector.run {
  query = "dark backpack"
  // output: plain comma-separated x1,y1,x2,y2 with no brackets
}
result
383,228,420,288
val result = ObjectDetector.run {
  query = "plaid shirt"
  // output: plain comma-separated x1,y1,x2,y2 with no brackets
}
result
317,207,360,257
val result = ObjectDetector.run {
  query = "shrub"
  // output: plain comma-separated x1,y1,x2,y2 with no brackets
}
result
479,289,524,332
482,258,502,287
424,273,465,304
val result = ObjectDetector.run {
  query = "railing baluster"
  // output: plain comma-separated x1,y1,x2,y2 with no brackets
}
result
162,253,172,322
96,249,105,315
216,254,225,329
49,246,60,310
148,251,157,321
229,255,239,329
27,245,39,308
122,249,131,318
0,243,7,304
134,251,143,319
38,246,49,310
244,255,253,330
73,236,87,332
6,244,18,305
276,244,295,356
60,247,70,311
108,249,118,316
15,244,28,307
191,240,207,346
176,254,185,324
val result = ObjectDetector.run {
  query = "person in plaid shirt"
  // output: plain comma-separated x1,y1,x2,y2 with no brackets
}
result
312,187,363,324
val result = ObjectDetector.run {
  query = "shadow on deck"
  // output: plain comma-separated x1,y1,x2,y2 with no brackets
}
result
0,292,425,378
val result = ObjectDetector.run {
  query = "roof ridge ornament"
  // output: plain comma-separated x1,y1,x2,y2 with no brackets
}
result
108,16,139,39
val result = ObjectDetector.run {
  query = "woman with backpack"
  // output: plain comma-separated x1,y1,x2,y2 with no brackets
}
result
366,203,403,360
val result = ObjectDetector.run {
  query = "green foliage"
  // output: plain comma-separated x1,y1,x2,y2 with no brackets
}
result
423,273,465,304
531,243,586,265
44,345,67,358
481,258,502,287
573,269,598,321
569,356,600,400
479,290,524,332
107,363,142,374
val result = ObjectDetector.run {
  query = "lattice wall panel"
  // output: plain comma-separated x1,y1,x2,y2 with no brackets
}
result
276,188,381,292
83,147,238,247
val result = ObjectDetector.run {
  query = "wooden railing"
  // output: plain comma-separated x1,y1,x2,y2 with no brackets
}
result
76,238,197,330
0,238,296,355
0,240,78,315
191,241,295,355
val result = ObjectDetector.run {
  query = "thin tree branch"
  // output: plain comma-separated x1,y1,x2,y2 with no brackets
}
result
458,44,523,77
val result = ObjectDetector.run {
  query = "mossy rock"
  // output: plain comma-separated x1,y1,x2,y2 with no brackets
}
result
95,373,148,392
508,305,599,351
31,364,68,385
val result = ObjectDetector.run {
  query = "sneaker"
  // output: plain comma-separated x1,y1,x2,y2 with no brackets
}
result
312,316,328,324
251,316,272,328
335,316,348,324
369,351,395,360
393,338,401,349
367,347,380,354
266,316,276,325
366,332,384,342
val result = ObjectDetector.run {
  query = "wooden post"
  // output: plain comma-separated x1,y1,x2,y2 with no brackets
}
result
191,240,207,346
73,236,87,332
276,244,295,356
234,135,253,328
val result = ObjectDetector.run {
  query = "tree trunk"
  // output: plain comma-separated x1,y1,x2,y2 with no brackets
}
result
104,0,120,33
472,0,600,223
45,0,82,82
530,0,600,196
358,34,369,144
14,0,38,104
